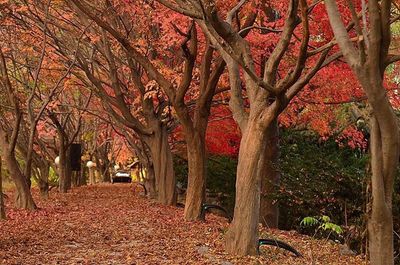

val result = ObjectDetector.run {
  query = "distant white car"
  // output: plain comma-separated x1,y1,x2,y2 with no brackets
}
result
111,170,132,183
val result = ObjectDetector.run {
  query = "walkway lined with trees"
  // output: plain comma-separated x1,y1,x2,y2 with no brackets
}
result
1,0,400,264
0,184,364,265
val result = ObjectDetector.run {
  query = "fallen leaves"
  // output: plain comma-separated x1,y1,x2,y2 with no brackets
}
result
0,184,366,264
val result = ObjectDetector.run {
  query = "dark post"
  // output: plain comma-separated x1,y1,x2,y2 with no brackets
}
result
0,157,6,219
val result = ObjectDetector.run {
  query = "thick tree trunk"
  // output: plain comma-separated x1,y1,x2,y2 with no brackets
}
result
354,72,399,265
225,120,266,255
0,129,36,209
184,130,207,220
144,165,157,199
367,110,398,265
3,152,36,210
368,198,393,265
146,125,176,205
0,158,6,219
260,119,280,228
59,144,72,193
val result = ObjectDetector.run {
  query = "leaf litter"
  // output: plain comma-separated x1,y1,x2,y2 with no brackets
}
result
0,184,366,264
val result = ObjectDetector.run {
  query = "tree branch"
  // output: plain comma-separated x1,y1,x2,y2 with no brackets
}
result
325,0,360,69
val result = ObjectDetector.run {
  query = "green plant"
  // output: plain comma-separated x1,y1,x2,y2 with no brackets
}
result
301,215,343,240
48,166,59,186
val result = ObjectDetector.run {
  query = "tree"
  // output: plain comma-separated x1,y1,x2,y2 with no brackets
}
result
159,0,340,255
325,1,400,264
48,90,92,192
0,48,37,210
117,124,158,197
18,129,52,198
92,124,113,183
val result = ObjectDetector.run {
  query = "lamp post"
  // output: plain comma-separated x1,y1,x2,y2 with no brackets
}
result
54,156,60,166
86,160,96,185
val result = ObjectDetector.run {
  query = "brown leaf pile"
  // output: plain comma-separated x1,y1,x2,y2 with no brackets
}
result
0,184,366,264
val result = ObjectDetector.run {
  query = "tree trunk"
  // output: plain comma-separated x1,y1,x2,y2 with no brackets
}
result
0,128,36,209
225,120,267,255
24,129,37,189
0,158,6,219
59,144,72,193
260,119,280,228
323,1,399,263
184,130,207,221
146,125,176,205
102,166,111,182
71,170,78,187
78,166,87,186
367,109,398,265
96,155,111,182
88,167,96,185
354,72,399,265
38,163,49,199
144,165,157,199
3,152,36,209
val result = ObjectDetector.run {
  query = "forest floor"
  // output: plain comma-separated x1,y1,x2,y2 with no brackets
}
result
0,184,366,265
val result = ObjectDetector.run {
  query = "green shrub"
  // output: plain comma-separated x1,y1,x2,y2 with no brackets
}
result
300,215,343,240
174,129,400,257
278,129,368,232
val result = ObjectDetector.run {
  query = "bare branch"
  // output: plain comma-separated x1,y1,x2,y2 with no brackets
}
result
277,0,310,92
226,0,247,25
325,0,360,69
263,0,299,86
156,0,202,19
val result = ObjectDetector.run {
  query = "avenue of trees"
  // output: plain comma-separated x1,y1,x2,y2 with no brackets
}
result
1,0,400,264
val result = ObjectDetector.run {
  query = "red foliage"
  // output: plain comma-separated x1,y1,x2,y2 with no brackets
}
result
206,106,241,156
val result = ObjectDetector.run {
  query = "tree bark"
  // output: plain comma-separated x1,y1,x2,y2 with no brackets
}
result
78,166,87,186
38,163,49,199
259,119,280,228
130,139,157,199
146,124,176,205
59,141,72,193
184,129,207,220
144,165,157,199
225,119,267,255
0,130,37,210
366,96,398,265
4,152,36,209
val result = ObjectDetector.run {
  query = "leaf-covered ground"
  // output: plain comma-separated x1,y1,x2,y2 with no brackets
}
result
0,184,366,264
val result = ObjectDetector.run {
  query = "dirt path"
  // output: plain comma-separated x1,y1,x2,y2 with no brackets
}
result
0,184,365,265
